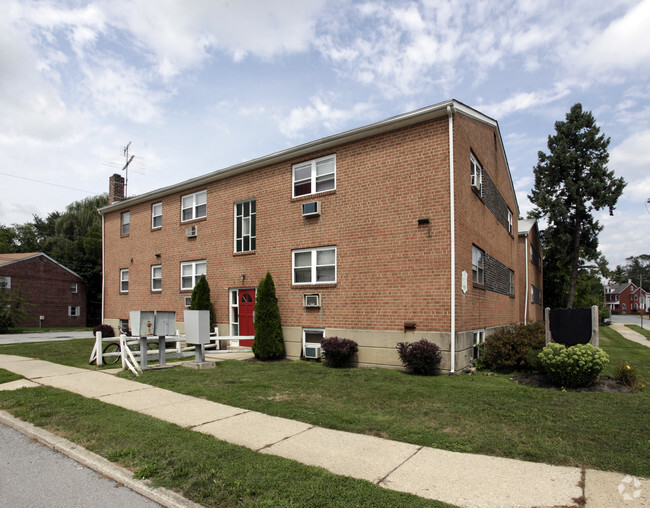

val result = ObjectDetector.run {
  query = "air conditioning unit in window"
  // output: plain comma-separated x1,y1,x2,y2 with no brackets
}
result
304,345,321,359
303,293,321,308
185,225,197,238
302,201,321,217
470,172,481,190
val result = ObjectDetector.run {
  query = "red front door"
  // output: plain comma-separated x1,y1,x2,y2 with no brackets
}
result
238,289,255,346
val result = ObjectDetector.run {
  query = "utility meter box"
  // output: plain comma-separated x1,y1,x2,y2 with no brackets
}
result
155,311,176,337
130,311,156,336
184,310,210,345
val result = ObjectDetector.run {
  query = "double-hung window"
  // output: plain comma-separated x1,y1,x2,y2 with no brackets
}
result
152,265,162,291
470,154,482,193
235,199,256,252
509,269,514,296
71,283,78,293
181,190,207,222
181,260,206,290
293,246,336,284
472,245,484,285
120,269,129,293
121,211,130,236
152,202,162,228
507,209,513,234
293,154,336,197
68,306,81,317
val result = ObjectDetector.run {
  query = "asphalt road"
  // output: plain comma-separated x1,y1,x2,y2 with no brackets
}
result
0,422,160,508
609,314,649,329
0,330,93,345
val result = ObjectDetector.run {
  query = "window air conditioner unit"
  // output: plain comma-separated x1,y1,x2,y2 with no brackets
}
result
303,293,321,307
302,201,321,217
186,225,197,238
304,344,321,359
470,172,481,190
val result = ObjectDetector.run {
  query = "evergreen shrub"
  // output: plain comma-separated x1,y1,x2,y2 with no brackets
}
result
476,322,545,372
539,343,609,388
252,272,285,360
396,339,441,376
190,275,216,330
321,337,358,368
93,324,115,338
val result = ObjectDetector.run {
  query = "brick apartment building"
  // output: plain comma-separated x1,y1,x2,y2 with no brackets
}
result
605,281,647,314
518,219,544,323
99,99,543,372
0,252,87,328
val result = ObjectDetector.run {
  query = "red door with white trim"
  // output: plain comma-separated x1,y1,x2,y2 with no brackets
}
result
238,289,255,346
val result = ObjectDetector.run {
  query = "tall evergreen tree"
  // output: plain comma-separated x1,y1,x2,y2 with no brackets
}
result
252,272,285,360
190,274,216,330
529,103,626,308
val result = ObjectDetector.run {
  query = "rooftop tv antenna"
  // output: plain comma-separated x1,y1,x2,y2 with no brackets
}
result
122,141,135,199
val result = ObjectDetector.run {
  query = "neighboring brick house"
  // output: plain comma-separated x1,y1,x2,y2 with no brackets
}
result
517,219,544,323
0,252,87,328
98,99,541,372
605,281,647,314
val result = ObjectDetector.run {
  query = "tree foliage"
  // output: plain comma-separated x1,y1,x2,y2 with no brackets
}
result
0,194,108,325
189,274,216,330
0,281,30,333
252,272,285,361
612,255,650,291
529,103,626,308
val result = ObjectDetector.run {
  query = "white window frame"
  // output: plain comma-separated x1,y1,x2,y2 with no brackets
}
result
509,270,514,296
472,245,484,285
121,211,130,236
120,269,129,293
472,329,485,361
71,283,78,294
234,199,256,253
292,154,336,198
230,289,239,336
292,246,337,285
470,154,482,193
507,209,513,234
68,306,81,317
180,260,206,291
0,276,10,289
181,190,207,222
151,265,162,292
152,202,162,229
302,328,325,357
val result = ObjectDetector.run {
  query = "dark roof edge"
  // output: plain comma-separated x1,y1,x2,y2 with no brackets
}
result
0,252,84,280
99,99,516,215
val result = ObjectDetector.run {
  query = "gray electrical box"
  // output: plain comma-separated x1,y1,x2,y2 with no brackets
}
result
184,310,210,345
130,311,156,336
155,311,176,337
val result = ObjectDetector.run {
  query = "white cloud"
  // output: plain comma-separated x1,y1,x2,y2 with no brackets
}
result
479,86,571,118
278,96,375,138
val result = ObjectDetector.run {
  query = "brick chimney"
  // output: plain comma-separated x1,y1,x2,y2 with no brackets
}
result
109,173,125,204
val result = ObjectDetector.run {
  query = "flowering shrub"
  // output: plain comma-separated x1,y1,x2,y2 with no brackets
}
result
396,339,442,376
615,361,647,391
538,343,609,388
476,322,545,372
320,337,358,368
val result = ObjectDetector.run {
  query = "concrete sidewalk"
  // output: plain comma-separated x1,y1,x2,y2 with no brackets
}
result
0,354,648,507
610,322,650,349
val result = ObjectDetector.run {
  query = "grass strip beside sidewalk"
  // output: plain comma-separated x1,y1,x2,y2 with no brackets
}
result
624,324,650,341
0,386,451,508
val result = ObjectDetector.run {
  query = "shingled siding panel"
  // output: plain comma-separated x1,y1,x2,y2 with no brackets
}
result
481,169,510,232
484,253,512,297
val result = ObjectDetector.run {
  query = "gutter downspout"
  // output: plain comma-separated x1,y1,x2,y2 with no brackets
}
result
447,104,456,375
524,234,529,324
101,213,105,323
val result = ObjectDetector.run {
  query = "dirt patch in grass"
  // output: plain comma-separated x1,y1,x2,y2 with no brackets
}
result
510,373,636,394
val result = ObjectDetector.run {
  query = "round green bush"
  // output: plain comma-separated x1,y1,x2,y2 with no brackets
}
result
477,322,545,372
538,343,609,388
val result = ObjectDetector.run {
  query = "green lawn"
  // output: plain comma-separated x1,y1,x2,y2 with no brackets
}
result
0,327,649,480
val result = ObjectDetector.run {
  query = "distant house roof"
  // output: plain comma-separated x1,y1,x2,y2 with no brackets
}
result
0,252,83,280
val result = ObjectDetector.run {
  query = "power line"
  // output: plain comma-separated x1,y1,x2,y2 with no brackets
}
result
0,172,96,195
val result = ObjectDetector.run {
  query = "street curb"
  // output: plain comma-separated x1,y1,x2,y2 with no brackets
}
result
0,410,202,508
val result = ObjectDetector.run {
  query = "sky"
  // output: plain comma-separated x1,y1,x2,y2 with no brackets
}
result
2,0,649,270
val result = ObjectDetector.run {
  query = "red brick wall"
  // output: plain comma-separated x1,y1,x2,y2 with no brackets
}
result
103,111,523,351
518,227,544,322
0,255,86,327
452,114,520,332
